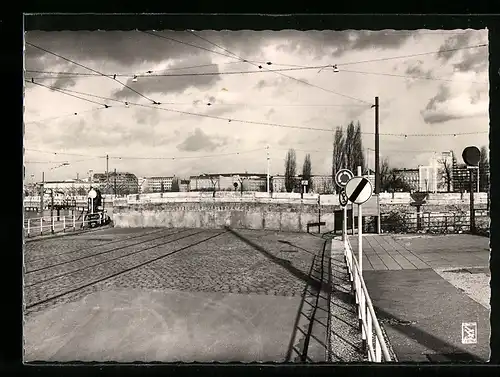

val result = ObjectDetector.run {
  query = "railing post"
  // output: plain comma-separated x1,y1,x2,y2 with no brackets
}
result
73,214,76,231
375,338,382,362
367,311,373,361
63,215,66,232
361,290,367,352
51,216,55,234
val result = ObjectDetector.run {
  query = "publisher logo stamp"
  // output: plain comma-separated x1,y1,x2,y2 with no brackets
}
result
462,322,477,344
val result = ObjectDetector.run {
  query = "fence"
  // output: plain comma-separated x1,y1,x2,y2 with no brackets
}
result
379,210,490,234
343,237,392,362
23,213,105,238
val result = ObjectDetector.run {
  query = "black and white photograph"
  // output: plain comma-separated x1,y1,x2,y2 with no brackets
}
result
23,24,490,363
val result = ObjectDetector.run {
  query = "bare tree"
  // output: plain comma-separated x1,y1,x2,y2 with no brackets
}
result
332,122,365,187
438,156,453,192
332,126,345,191
284,149,297,192
302,154,312,193
380,158,411,192
479,145,489,192
353,121,365,172
344,122,356,172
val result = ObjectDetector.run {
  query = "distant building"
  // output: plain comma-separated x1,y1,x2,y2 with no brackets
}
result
310,175,334,194
271,175,286,193
93,172,139,195
393,168,419,191
179,179,190,192
142,176,174,193
41,179,94,196
189,173,267,192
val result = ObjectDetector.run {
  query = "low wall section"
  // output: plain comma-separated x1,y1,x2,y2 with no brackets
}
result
113,201,339,233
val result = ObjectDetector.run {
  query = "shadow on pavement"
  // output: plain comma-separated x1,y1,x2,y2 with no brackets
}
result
224,226,487,363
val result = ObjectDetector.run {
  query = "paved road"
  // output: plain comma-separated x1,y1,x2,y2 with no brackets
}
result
23,227,344,362
350,234,490,362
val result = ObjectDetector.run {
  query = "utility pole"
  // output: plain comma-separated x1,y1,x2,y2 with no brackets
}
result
106,154,109,195
372,96,381,235
39,171,45,215
266,145,270,194
373,96,380,194
114,168,117,198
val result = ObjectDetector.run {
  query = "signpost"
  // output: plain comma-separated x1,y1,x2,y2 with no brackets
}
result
345,166,373,346
301,179,309,199
88,188,97,215
462,146,480,234
345,173,373,277
335,169,353,242
335,169,354,187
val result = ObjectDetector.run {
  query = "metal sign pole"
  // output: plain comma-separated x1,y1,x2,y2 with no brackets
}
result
358,203,363,276
343,205,347,243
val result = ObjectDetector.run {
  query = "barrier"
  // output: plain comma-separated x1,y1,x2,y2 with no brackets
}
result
23,213,105,238
344,237,392,362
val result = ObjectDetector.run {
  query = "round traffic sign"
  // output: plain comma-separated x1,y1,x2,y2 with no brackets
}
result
339,189,348,207
462,146,480,166
335,169,354,187
345,177,373,205
88,189,97,199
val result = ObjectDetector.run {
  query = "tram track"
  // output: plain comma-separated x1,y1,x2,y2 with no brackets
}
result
24,229,203,287
24,227,169,264
25,228,190,274
24,230,227,312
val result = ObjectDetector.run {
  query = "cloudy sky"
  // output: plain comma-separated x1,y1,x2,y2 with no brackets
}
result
23,29,489,182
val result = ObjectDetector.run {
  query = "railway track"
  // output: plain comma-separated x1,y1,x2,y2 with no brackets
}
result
24,227,169,263
24,228,190,272
24,229,227,314
24,229,200,286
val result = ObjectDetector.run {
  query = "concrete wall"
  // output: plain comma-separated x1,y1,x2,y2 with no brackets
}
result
113,201,337,233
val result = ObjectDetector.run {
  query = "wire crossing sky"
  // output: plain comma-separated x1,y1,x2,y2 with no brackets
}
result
24,29,489,180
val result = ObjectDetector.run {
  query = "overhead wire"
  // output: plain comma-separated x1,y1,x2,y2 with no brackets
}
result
183,30,374,105
27,80,109,107
25,147,266,161
26,80,488,138
26,42,159,104
25,42,488,85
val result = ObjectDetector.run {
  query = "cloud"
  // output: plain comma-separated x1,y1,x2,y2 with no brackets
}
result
276,30,414,60
112,55,221,99
254,76,309,95
420,83,488,124
265,108,275,119
134,108,162,126
437,33,473,61
452,47,488,73
25,31,218,68
176,128,228,152
437,30,488,73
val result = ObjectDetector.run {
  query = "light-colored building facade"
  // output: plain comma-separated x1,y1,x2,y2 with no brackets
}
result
393,169,419,191
310,175,335,194
189,173,267,192
143,176,174,193
271,175,286,193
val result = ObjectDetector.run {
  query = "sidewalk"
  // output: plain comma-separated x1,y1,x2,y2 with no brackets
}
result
353,234,490,362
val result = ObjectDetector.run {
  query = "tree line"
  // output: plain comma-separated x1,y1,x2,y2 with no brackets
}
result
283,119,489,193
283,121,365,193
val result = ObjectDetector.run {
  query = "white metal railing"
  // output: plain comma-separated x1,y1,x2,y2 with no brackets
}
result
344,237,392,362
23,212,105,237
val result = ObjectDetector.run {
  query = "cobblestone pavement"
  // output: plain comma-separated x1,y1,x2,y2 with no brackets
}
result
23,228,326,318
